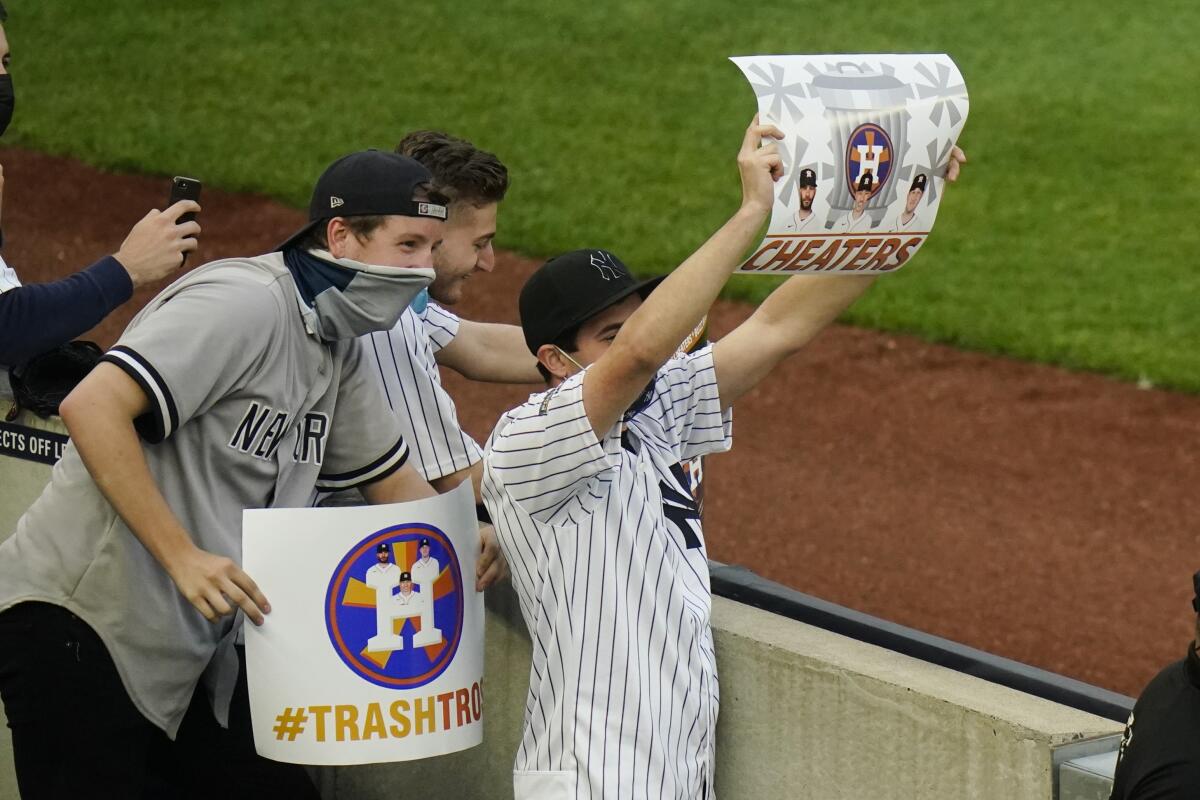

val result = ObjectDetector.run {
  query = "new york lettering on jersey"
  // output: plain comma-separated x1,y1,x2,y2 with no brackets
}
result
227,402,330,466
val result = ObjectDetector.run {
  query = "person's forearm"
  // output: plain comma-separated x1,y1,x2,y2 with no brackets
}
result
429,460,484,504
362,460,439,504
0,256,133,364
437,321,541,383
611,205,766,379
757,273,876,351
60,390,196,573
713,273,876,409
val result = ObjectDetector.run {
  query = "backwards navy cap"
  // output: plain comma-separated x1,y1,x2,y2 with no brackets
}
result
278,150,447,251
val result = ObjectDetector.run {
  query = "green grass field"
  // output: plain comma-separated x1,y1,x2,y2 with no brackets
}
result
6,2,1200,388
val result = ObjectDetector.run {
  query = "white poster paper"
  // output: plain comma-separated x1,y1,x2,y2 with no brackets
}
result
733,54,969,274
243,480,483,765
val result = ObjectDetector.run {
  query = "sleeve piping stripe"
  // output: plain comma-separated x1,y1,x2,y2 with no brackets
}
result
101,346,179,440
317,437,410,490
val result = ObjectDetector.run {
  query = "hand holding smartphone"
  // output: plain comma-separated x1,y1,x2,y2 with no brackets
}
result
168,176,202,265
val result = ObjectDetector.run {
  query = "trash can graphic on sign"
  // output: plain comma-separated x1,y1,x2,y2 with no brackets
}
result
810,62,913,227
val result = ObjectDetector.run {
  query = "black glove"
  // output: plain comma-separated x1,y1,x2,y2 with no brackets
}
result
7,340,102,420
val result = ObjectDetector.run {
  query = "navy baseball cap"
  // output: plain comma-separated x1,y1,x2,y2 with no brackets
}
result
376,544,390,554
856,173,874,192
278,150,448,251
798,168,817,188
911,174,928,192
519,249,662,354
400,571,412,582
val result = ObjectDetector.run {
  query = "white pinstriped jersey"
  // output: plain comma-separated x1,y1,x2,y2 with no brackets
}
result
363,302,482,481
483,345,731,800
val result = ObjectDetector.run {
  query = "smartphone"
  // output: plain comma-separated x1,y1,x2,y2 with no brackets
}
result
168,176,201,265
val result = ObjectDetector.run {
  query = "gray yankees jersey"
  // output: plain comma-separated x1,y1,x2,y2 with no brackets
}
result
0,251,419,736
482,345,731,800
363,302,481,481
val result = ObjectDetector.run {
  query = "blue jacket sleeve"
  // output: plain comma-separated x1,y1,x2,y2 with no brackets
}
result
0,256,134,365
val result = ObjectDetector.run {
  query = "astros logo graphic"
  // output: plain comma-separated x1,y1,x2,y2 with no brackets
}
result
325,524,464,689
846,123,893,200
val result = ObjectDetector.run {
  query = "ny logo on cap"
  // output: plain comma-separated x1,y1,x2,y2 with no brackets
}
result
590,251,623,281
330,196,345,209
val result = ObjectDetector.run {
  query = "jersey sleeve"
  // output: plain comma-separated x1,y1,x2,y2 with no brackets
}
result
419,302,460,353
99,277,276,443
646,344,732,461
315,337,410,492
364,316,482,482
485,372,622,526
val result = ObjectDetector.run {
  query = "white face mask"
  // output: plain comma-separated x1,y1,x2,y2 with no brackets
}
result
287,248,434,341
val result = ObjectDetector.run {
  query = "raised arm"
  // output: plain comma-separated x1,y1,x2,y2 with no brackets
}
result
435,318,541,383
581,118,783,436
59,363,270,624
713,146,968,409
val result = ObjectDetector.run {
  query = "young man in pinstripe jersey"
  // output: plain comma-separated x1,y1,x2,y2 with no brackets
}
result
350,130,542,590
483,121,967,798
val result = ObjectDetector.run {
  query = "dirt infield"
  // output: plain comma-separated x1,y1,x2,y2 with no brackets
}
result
4,146,1198,698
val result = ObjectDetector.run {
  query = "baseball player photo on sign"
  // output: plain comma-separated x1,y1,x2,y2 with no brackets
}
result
481,114,967,799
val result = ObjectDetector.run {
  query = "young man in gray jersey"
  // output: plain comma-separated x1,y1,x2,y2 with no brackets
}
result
483,119,966,798
0,150,477,798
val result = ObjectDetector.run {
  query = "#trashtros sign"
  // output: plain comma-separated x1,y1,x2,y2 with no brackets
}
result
243,480,484,765
732,54,969,274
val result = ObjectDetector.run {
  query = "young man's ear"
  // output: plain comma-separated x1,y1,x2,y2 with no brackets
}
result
325,218,351,259
537,344,573,383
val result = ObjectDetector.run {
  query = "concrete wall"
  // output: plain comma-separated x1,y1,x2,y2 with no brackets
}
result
0,400,1122,799
309,594,1121,800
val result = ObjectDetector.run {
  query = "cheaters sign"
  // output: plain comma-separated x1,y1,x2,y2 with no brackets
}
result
731,53,969,274
243,481,484,764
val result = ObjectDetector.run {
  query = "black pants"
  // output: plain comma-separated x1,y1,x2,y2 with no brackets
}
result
0,602,319,800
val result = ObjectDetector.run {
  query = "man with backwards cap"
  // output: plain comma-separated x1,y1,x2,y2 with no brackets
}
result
1109,571,1200,798
0,150,485,797
834,171,875,232
482,119,966,798
888,173,929,232
781,166,819,232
